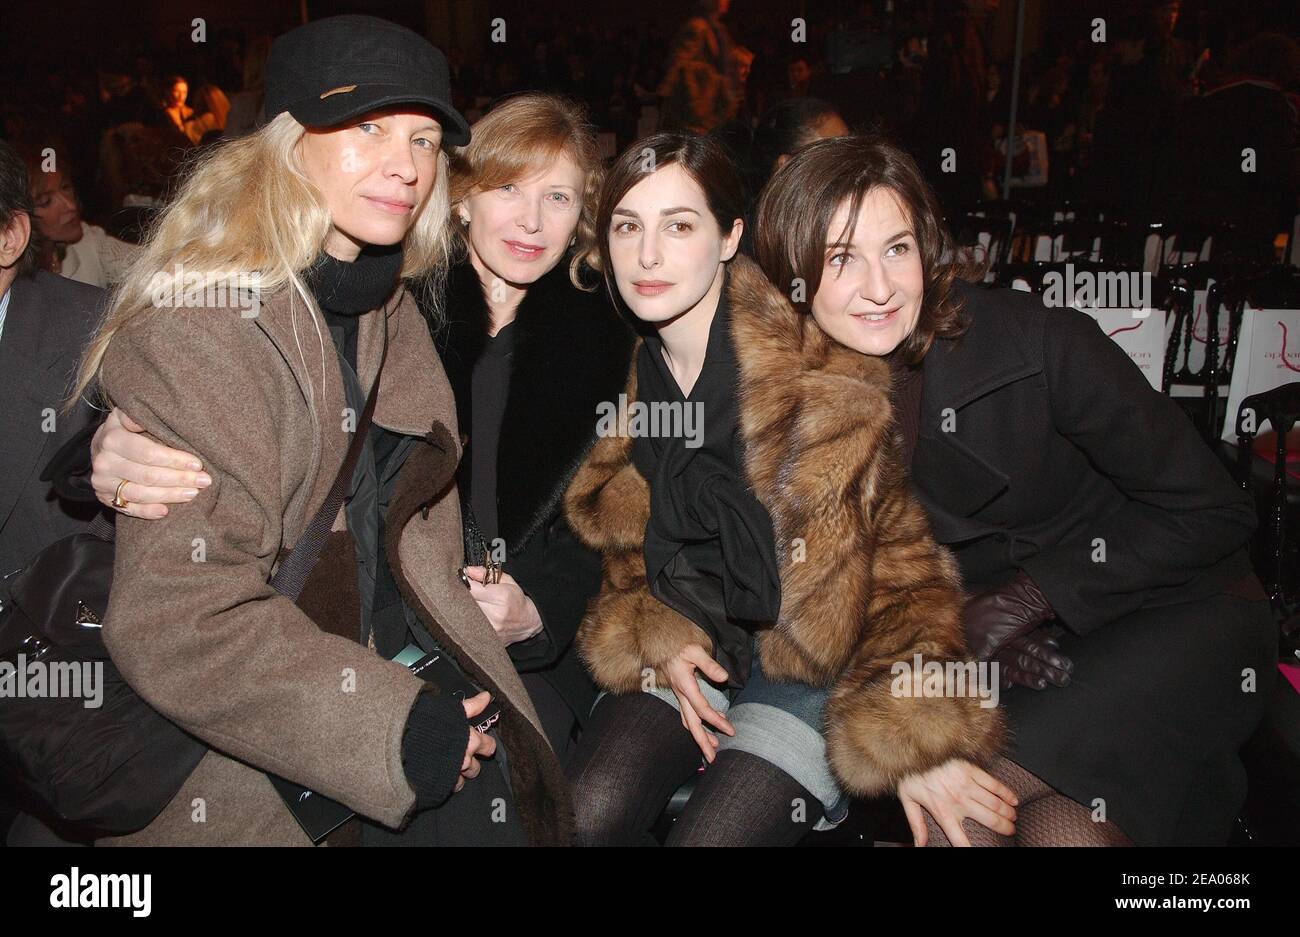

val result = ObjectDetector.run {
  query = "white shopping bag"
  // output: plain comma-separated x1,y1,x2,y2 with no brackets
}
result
1080,307,1165,391
1219,306,1300,442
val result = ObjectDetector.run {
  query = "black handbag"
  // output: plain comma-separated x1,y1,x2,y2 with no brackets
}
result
0,514,207,838
0,331,387,838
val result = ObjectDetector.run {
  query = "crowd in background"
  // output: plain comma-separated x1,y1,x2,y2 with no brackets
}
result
1,0,1298,282
1,1,1297,852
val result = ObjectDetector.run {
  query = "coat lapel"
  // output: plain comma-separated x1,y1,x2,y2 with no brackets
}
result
244,286,339,542
247,282,448,541
359,285,448,437
496,265,633,552
365,283,551,740
434,257,634,555
910,283,1041,540
430,258,488,436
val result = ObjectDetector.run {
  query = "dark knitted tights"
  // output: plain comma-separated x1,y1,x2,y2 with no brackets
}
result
921,756,1133,846
568,691,823,846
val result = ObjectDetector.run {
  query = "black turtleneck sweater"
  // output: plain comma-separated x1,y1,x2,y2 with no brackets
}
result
467,318,518,547
303,245,407,650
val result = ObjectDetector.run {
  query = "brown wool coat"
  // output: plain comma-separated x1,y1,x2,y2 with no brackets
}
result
564,255,1003,797
96,284,571,845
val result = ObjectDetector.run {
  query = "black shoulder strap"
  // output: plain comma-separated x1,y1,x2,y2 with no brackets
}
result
270,324,389,602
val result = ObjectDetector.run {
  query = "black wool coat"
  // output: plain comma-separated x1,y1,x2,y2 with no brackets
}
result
912,281,1259,628
425,255,635,729
910,281,1274,844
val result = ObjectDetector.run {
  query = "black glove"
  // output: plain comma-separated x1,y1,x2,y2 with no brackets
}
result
401,689,474,810
997,628,1073,690
962,570,1073,690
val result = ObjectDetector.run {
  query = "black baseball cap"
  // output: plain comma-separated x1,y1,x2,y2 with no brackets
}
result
265,14,470,146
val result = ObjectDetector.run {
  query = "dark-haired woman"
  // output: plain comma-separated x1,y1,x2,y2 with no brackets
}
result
748,135,1275,845
14,138,137,286
563,133,1004,846
748,97,848,190
159,75,195,146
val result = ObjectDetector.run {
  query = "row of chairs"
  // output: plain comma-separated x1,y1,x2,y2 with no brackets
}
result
975,256,1299,438
1154,265,1299,637
953,198,1296,280
1234,382,1300,619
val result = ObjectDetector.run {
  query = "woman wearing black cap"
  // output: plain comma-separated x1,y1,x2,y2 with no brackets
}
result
89,93,638,770
67,15,571,846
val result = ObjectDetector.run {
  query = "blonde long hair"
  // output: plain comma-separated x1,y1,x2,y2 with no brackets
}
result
71,110,454,409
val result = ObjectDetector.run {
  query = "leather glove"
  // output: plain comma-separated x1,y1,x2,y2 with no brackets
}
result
962,569,1073,690
998,628,1073,690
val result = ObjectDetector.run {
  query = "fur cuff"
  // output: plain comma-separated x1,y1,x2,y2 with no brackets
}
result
562,359,647,553
824,659,1005,797
565,453,649,553
576,553,712,693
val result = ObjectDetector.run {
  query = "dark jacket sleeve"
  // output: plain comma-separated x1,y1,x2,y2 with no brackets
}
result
506,515,603,670
40,420,101,503
1018,308,1257,634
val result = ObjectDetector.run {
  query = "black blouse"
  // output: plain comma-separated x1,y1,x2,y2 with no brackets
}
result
467,318,518,548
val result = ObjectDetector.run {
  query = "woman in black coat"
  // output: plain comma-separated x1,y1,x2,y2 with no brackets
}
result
418,95,634,761
432,248,632,759
911,279,1274,845
755,136,1275,846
